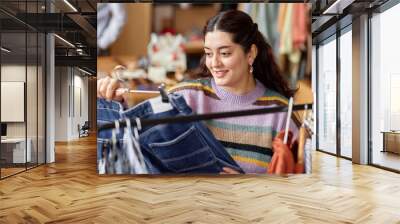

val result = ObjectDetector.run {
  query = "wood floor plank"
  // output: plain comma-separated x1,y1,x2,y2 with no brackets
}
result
0,135,400,223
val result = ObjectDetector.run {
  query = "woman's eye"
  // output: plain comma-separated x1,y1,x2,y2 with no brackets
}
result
221,52,231,56
205,52,212,57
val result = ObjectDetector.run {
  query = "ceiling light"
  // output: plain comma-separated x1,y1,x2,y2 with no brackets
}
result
1,47,11,53
78,67,92,76
63,0,78,12
76,48,85,55
54,34,75,48
323,0,355,15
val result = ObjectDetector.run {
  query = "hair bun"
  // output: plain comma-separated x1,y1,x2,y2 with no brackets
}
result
247,23,258,43
252,23,258,32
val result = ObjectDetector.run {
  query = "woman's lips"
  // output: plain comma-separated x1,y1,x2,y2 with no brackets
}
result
213,70,228,78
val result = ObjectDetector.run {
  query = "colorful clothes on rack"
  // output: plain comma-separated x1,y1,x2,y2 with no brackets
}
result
97,94,244,174
168,78,300,173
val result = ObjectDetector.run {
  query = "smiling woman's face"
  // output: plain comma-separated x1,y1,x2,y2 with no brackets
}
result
204,30,252,90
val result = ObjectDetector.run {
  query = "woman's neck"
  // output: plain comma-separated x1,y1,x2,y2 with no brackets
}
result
220,75,257,95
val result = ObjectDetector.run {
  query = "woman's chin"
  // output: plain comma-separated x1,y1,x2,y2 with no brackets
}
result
214,78,229,87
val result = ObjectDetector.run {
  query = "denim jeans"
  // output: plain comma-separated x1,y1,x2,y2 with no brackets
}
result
97,94,243,174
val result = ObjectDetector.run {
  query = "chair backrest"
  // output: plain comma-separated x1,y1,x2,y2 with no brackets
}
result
82,121,90,129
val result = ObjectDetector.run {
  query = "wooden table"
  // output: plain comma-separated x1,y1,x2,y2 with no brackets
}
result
183,40,204,54
381,131,400,154
97,56,138,76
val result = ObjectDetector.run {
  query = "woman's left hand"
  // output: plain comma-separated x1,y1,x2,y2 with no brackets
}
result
220,167,240,174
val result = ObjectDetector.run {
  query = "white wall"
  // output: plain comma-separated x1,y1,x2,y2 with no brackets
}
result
74,73,89,120
54,67,69,141
1,65,27,138
54,67,89,141
71,71,89,139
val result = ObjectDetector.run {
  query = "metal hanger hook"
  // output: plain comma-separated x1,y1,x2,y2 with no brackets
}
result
135,117,142,131
114,120,120,134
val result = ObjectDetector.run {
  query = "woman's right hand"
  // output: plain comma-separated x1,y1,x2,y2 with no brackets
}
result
97,76,125,102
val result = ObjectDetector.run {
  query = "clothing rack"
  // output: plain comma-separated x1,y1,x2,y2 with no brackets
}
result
98,103,313,132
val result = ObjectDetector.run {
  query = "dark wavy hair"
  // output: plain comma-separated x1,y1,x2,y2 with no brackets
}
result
197,10,294,98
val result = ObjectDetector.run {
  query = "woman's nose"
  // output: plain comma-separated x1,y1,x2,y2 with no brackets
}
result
211,55,222,67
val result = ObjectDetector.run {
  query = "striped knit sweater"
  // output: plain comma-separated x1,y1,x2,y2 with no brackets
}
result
168,78,300,174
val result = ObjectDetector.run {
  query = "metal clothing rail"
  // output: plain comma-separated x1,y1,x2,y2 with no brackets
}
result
97,103,313,132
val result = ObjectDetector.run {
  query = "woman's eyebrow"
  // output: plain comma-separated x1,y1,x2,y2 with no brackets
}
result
204,46,232,50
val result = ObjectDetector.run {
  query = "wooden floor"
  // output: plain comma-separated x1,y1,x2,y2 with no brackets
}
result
1,135,400,223
1,167,26,178
1,163,44,178
372,150,400,171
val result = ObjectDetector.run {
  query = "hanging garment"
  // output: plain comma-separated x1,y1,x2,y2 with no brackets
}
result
98,103,147,174
294,126,307,173
267,127,310,174
292,3,308,51
101,128,135,174
97,95,124,174
278,4,293,56
255,3,267,39
267,130,295,174
97,3,126,50
122,119,147,174
237,3,249,13
249,3,258,20
97,94,244,174
265,3,280,57
304,138,312,174
253,3,280,59
288,3,308,67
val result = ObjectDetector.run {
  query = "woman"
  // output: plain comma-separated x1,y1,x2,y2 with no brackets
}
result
98,10,299,174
